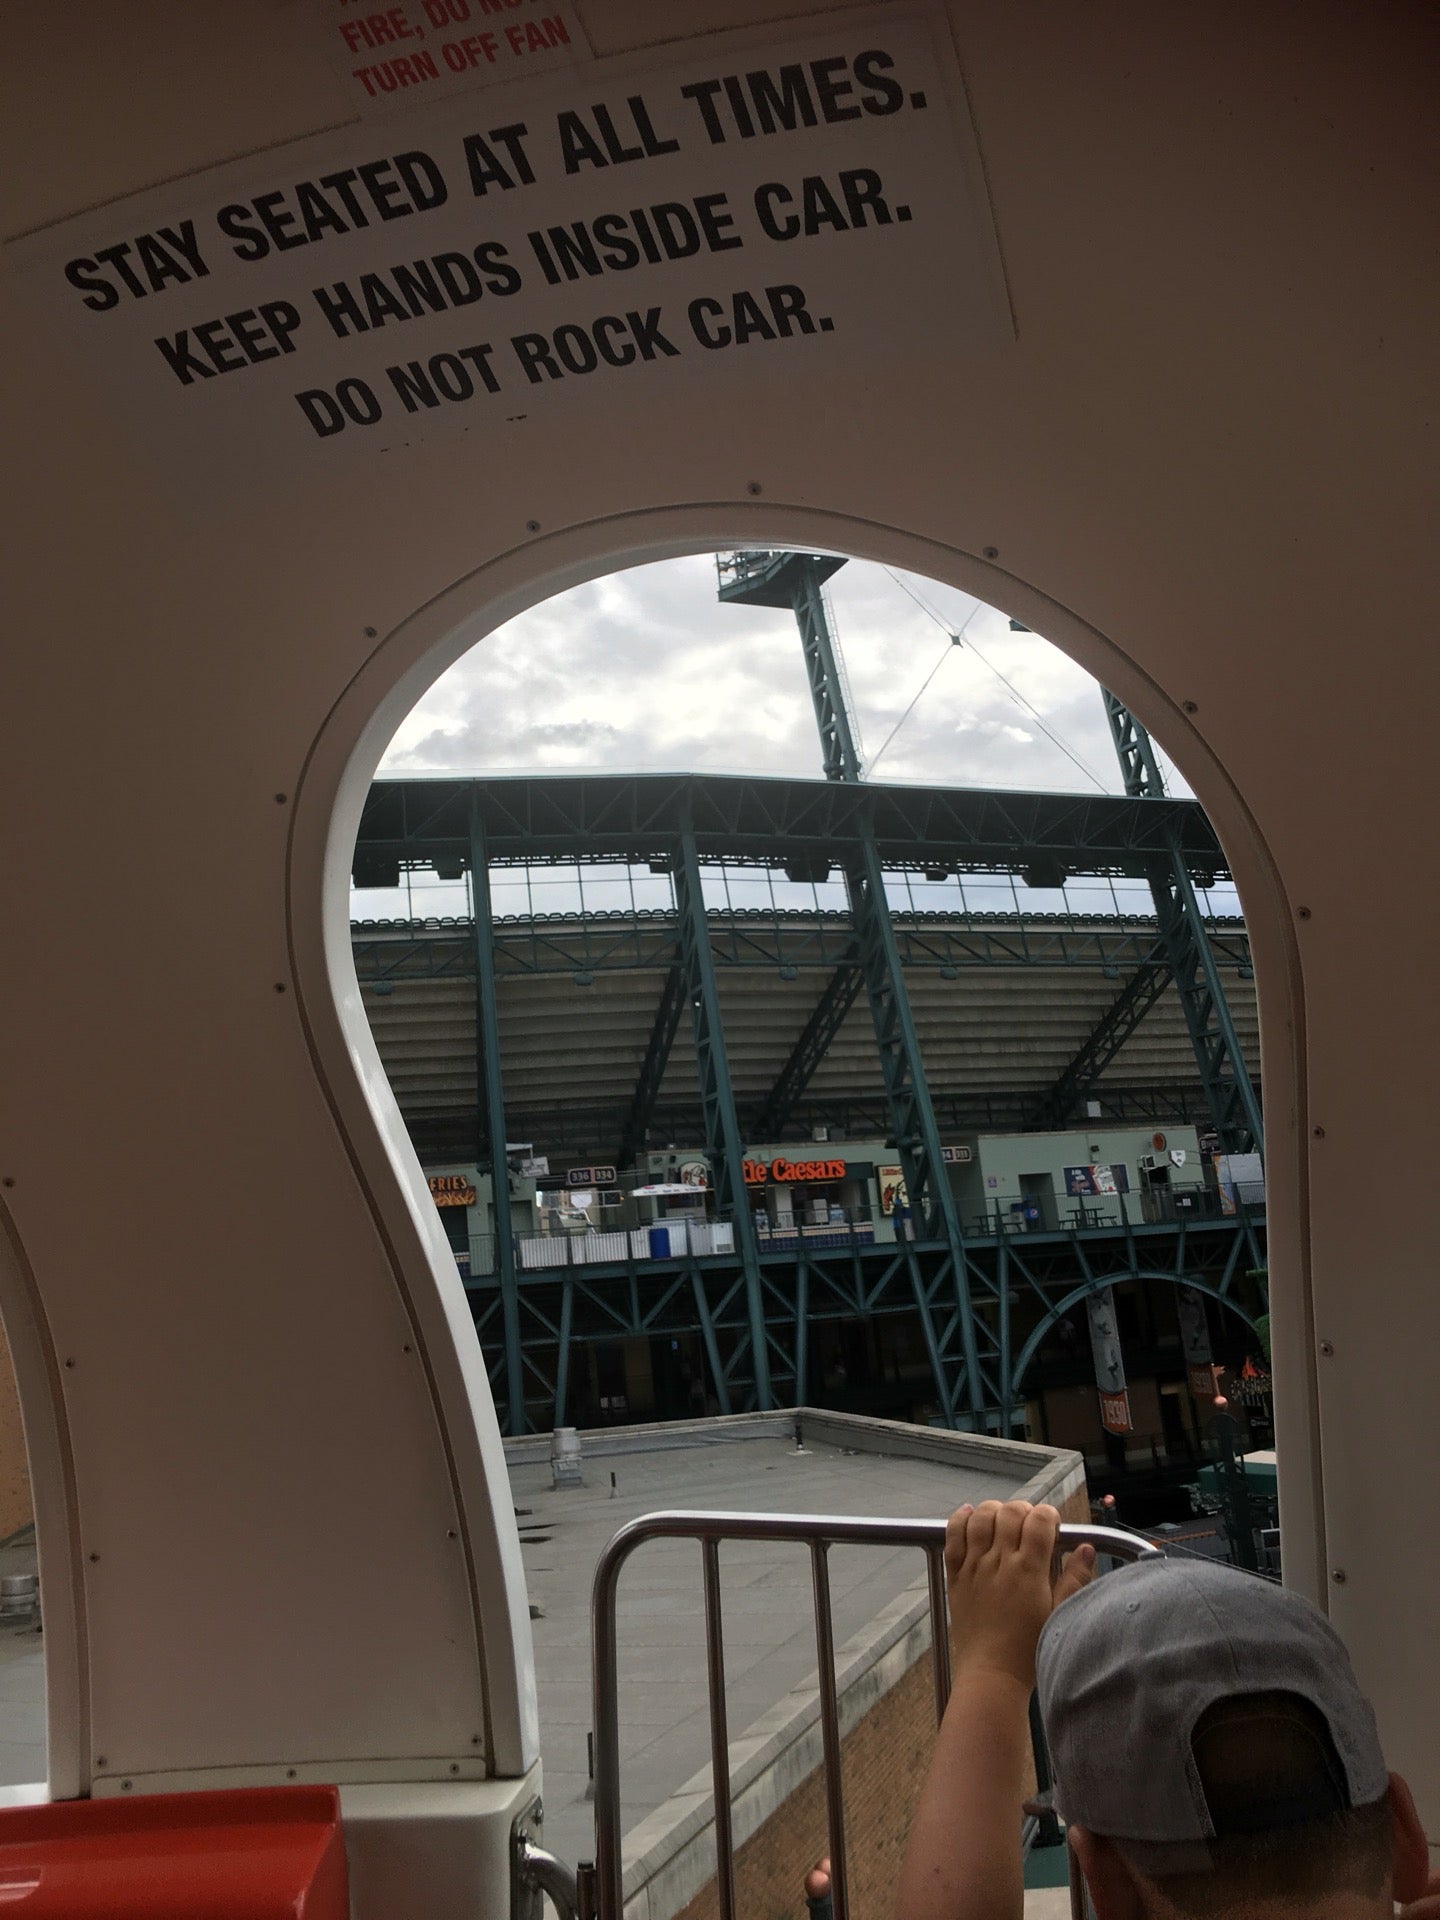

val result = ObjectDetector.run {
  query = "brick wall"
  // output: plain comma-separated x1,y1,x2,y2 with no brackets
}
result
672,1482,1089,1920
0,1318,33,1541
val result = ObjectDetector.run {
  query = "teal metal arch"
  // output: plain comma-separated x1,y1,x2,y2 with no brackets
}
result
1008,1269,1261,1406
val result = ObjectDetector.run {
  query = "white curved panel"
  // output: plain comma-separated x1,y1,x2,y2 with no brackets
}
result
0,0,1436,1835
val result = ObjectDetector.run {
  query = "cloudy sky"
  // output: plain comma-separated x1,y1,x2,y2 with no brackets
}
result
361,554,1235,922
382,553,1190,796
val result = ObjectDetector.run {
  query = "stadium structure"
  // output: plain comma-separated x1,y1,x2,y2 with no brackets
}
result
353,555,1268,1462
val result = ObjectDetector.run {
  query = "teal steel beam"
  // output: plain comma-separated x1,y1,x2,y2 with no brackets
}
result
468,796,524,1436
752,950,862,1137
691,1274,731,1414
672,826,772,1409
353,913,1253,982
1102,691,1168,799
717,550,860,782
1101,693,1263,1155
846,835,998,1420
1027,947,1173,1129
718,550,1001,1424
796,557,863,782
615,964,687,1167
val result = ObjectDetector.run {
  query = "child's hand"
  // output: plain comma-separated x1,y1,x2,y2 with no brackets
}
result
945,1500,1096,1690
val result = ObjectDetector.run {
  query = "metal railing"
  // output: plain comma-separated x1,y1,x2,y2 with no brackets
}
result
585,1512,1160,1920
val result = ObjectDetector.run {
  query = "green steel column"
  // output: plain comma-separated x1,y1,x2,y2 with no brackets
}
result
468,792,524,1437
1101,693,1264,1156
672,824,773,1409
794,556,863,782
847,831,991,1420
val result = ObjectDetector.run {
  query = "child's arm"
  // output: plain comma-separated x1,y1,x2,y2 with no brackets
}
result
893,1501,1094,1920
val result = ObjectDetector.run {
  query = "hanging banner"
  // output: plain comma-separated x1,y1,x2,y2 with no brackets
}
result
1177,1286,1217,1400
9,7,1013,496
1086,1287,1132,1435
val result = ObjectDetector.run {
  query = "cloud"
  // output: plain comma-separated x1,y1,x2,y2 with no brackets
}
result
380,552,1196,798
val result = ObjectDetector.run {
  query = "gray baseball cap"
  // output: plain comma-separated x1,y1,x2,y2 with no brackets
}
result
1035,1556,1388,1874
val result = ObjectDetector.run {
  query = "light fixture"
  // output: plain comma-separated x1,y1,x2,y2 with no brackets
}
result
573,971,595,987
778,964,799,981
939,965,958,981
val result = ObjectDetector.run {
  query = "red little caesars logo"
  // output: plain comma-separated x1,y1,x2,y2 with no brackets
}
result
743,1157,847,1186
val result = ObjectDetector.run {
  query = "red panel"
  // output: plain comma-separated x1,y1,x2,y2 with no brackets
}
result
0,1785,349,1917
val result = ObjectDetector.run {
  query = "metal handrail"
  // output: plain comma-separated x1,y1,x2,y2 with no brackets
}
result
587,1511,1160,1920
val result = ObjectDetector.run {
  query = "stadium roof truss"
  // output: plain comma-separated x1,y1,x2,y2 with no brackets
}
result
352,763,1262,1434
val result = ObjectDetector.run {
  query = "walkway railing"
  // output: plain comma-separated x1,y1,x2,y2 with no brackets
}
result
582,1512,1160,1920
463,1195,1264,1280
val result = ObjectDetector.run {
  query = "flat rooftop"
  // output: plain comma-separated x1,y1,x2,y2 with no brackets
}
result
0,1412,1082,1899
507,1410,1081,1877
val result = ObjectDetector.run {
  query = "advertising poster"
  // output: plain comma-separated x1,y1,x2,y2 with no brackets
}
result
878,1166,907,1213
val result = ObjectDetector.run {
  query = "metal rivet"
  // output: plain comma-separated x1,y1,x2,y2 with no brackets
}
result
121,1780,132,1791
95,1757,107,1769
364,626,378,638
449,1763,460,1775
1319,1341,1334,1357
274,793,288,805
287,1768,297,1779
274,982,287,994
1331,1568,1347,1584
982,545,999,560
88,1553,100,1563
1312,1125,1326,1139
1297,907,1312,920
525,519,541,533
1,1178,13,1189
1182,700,1199,715
746,481,762,496
447,1529,458,1539
472,1735,482,1745
402,1343,413,1354
64,1359,76,1370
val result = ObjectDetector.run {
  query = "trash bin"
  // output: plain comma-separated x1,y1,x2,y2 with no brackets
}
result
647,1224,671,1258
